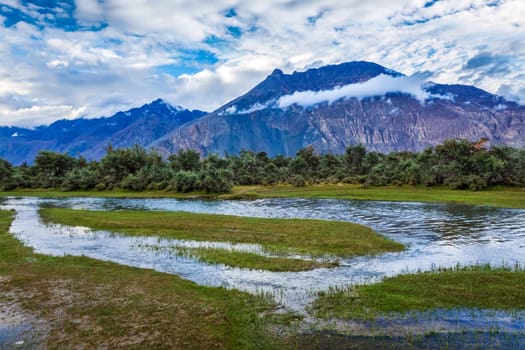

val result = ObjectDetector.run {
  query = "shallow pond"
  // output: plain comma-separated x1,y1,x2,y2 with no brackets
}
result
2,196,525,316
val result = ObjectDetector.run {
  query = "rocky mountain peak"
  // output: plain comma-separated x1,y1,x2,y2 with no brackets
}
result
156,61,524,158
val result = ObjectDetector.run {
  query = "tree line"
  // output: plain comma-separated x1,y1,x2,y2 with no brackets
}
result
0,138,524,194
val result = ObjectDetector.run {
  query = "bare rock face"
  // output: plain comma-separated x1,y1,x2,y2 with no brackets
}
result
155,62,525,157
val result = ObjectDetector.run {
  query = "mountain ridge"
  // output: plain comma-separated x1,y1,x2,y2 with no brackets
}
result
154,61,524,157
0,99,205,165
1,60,524,164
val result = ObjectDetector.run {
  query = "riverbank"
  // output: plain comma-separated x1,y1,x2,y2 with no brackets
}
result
39,208,403,271
2,184,525,208
0,209,290,349
3,204,525,348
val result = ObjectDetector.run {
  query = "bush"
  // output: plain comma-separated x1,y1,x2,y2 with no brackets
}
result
467,175,487,191
200,169,233,193
290,174,306,187
61,168,98,191
173,171,200,193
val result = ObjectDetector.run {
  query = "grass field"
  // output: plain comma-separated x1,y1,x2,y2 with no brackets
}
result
39,208,403,270
2,183,525,208
310,264,525,320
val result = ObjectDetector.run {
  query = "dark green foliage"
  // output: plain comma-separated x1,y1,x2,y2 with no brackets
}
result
344,144,366,175
173,171,199,193
61,167,98,191
200,169,233,193
294,146,320,180
0,158,13,190
228,150,263,185
434,139,498,190
488,145,525,185
290,174,306,187
120,163,174,191
168,149,201,172
33,151,78,188
6,163,33,189
99,145,154,185
2,139,525,194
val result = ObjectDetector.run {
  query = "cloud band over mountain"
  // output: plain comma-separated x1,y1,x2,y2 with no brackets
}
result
277,73,433,108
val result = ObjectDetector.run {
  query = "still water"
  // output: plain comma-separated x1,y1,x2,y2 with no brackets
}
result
2,196,525,311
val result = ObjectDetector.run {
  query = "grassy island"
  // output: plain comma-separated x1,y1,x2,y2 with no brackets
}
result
311,265,525,320
39,208,404,271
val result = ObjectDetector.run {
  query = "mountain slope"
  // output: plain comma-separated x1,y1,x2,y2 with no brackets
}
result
154,61,525,157
0,99,205,165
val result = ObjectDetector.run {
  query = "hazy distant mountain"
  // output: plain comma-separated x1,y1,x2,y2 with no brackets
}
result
154,61,525,157
0,99,205,165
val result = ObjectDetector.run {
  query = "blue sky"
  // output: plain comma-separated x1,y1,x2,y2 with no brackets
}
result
0,0,523,127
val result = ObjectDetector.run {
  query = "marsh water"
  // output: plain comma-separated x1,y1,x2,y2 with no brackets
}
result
2,196,525,313
3,195,525,343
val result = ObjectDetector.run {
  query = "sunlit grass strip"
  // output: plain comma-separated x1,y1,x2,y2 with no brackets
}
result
310,264,525,319
39,208,404,258
147,245,338,272
3,184,525,209
225,184,525,209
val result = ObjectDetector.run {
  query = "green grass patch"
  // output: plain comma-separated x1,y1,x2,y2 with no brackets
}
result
3,183,525,208
310,265,525,319
0,209,289,349
0,188,209,199
39,208,404,258
224,184,525,209
162,246,338,272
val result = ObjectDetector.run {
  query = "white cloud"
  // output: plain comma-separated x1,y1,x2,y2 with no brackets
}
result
74,0,104,26
0,0,523,127
0,104,87,128
167,55,281,111
47,59,69,68
223,100,275,115
277,74,432,108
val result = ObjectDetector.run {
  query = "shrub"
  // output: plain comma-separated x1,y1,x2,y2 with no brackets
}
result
290,174,306,187
200,169,233,193
173,171,200,193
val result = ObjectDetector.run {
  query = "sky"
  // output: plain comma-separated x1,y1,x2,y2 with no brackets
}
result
0,0,523,127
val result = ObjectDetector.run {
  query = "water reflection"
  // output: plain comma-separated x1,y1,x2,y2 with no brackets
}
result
2,196,525,313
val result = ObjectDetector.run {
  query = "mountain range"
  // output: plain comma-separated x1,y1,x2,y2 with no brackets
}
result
1,61,524,164
0,99,205,165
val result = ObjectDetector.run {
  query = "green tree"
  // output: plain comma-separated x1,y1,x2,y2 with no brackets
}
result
295,146,320,179
344,144,367,175
200,169,233,193
61,167,98,191
173,171,200,193
33,151,78,188
99,145,160,189
488,145,525,186
319,153,344,182
169,149,201,172
434,139,496,190
0,158,13,190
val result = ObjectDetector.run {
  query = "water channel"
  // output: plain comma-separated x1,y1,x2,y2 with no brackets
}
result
2,196,525,315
